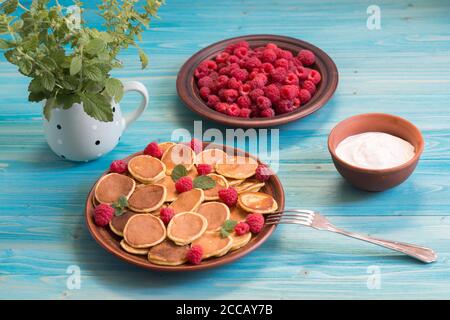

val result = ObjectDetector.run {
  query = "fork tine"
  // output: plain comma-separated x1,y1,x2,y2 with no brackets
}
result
268,213,313,219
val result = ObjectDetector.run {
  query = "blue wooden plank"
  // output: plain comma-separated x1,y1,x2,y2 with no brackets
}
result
1,0,450,299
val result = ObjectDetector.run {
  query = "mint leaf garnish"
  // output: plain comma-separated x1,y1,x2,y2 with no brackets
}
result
193,175,216,190
112,195,128,216
171,164,188,182
220,219,237,238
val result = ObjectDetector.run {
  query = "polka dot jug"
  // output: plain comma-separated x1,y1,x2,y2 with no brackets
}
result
43,81,149,162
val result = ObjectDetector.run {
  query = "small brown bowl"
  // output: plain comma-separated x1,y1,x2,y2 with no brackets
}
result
85,143,285,271
177,34,338,127
328,113,424,192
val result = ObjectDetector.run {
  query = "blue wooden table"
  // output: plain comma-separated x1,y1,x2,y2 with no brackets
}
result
1,0,450,299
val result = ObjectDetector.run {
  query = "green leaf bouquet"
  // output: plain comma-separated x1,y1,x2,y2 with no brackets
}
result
0,0,163,121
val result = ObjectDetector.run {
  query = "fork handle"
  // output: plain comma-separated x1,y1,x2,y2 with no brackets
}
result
330,228,437,263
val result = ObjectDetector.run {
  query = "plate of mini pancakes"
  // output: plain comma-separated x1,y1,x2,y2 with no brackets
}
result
85,142,285,271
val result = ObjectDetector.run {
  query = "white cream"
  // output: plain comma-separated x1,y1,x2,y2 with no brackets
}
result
335,132,415,169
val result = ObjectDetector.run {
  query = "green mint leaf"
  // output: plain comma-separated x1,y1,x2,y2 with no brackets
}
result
118,195,128,208
0,0,18,14
0,38,14,49
114,207,124,217
105,78,124,102
83,65,103,82
18,59,32,75
222,219,237,233
41,57,57,70
40,73,55,91
70,56,82,76
28,91,46,102
85,38,106,55
193,175,216,190
171,164,188,182
138,49,148,69
220,228,230,238
80,92,113,122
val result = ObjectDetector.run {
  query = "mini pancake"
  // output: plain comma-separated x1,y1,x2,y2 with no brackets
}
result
161,144,196,175
229,205,248,222
238,192,278,214
158,142,176,155
230,232,252,251
148,240,189,266
227,178,244,187
215,156,258,180
167,211,207,245
191,232,233,259
128,184,166,212
120,240,149,255
157,175,178,202
109,211,139,236
235,179,265,194
203,174,229,200
168,188,204,214
128,155,166,183
196,202,230,232
187,165,198,180
196,148,228,172
123,214,166,248
94,173,136,204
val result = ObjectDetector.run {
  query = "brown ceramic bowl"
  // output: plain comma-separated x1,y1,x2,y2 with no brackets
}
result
85,143,285,271
177,34,338,127
328,113,424,191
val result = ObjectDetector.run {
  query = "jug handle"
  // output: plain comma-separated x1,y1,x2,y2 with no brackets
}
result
122,81,149,129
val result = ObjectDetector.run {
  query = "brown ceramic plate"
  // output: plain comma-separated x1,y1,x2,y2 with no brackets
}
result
85,143,285,271
177,34,338,127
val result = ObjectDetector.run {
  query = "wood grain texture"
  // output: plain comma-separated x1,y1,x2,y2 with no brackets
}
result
1,0,450,299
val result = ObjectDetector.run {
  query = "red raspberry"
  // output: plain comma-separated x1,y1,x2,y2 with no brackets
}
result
238,108,252,118
260,62,275,75
261,49,277,63
292,56,303,67
209,71,219,80
230,68,248,81
235,41,250,49
256,96,272,110
226,103,241,117
199,60,217,71
187,245,203,265
196,163,212,175
215,52,230,63
250,73,268,89
302,80,316,95
284,72,299,85
143,141,163,158
227,77,241,90
215,75,229,89
215,102,228,114
159,207,175,225
280,85,299,100
259,108,275,118
293,98,301,108
194,67,208,79
198,76,214,89
294,66,309,80
307,69,321,85
199,86,210,99
229,62,240,70
228,55,239,64
234,222,250,236
297,49,315,66
218,66,231,76
263,84,281,103
276,49,293,60
239,83,252,96
266,43,278,50
248,70,259,80
175,176,193,193
270,67,287,82
190,138,203,153
237,95,252,109
94,204,114,227
255,164,273,182
274,58,289,70
249,88,264,102
225,43,237,54
275,99,294,114
206,95,220,108
233,46,248,59
299,89,312,104
218,187,238,207
244,57,262,70
246,213,264,233
110,160,128,174
223,89,239,103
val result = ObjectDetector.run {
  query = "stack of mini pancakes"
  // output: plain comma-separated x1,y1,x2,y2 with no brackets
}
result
92,142,278,266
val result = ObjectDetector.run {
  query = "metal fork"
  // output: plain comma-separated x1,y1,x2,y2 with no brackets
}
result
266,210,437,263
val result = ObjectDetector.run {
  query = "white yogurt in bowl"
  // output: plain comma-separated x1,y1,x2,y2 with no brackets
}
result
335,132,415,170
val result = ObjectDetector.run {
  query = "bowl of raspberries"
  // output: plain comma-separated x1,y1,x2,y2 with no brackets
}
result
177,34,338,127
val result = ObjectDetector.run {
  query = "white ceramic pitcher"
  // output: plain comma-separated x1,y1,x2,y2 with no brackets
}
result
43,81,148,162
